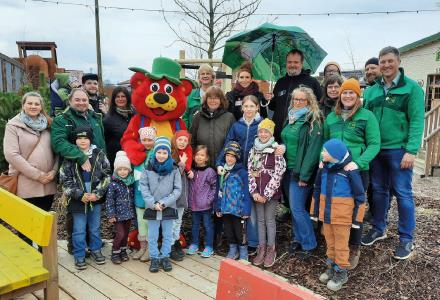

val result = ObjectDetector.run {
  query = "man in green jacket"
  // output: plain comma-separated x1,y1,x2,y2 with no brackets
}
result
51,87,106,254
183,64,215,129
361,46,424,260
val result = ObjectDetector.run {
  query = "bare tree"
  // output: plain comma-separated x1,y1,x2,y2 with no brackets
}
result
162,0,261,58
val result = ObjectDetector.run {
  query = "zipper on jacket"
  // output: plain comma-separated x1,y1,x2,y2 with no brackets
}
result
244,124,250,165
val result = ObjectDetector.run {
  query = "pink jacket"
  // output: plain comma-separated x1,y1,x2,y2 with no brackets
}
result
4,115,58,199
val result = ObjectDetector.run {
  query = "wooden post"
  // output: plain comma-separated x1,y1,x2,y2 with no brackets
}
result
179,50,186,78
95,0,104,92
43,212,59,300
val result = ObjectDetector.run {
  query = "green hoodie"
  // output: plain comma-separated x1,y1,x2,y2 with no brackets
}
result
363,68,424,155
51,107,106,165
324,108,380,170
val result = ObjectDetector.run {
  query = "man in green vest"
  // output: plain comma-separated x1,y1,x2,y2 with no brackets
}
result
362,46,424,260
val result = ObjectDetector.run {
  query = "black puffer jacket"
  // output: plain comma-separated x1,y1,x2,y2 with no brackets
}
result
226,90,268,120
103,110,133,170
190,107,235,167
268,70,322,142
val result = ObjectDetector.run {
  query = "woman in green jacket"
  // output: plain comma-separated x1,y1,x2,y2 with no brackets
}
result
281,86,323,257
323,78,380,269
183,64,215,129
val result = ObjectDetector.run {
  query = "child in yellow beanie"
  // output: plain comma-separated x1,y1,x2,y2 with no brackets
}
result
248,118,286,267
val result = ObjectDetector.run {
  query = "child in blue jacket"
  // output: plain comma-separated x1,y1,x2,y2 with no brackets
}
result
215,141,251,261
311,139,366,292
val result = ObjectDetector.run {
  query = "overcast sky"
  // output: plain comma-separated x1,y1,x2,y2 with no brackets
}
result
1,0,439,83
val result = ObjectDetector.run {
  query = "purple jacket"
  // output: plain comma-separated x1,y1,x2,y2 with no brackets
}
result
188,166,217,211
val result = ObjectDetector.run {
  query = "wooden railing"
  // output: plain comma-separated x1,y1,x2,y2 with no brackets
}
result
423,103,440,148
425,127,440,177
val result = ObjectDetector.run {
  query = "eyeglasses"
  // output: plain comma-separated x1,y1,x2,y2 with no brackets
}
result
292,98,307,103
207,97,220,101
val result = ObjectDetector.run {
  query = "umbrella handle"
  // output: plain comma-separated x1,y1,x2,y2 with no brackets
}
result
260,39,275,108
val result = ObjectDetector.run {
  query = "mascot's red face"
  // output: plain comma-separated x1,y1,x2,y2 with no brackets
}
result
130,72,192,122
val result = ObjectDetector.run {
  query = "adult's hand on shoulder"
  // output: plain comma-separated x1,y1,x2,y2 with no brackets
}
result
400,153,415,169
81,159,92,172
344,162,358,171
298,181,308,187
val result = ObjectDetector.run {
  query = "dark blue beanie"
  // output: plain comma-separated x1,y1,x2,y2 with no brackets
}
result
323,139,348,162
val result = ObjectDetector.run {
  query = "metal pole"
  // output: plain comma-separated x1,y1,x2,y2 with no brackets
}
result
95,0,103,91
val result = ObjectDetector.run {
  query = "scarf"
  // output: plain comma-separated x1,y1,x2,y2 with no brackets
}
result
288,107,309,124
341,108,352,121
150,156,174,176
114,173,135,186
233,81,259,97
253,137,275,151
243,113,261,126
116,107,133,119
20,112,48,132
83,144,97,158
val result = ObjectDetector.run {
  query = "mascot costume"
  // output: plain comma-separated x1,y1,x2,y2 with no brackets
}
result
121,57,194,165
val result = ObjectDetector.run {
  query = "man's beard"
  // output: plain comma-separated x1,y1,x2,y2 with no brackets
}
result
287,69,301,76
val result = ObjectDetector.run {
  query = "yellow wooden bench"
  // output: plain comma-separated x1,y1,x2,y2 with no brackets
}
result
0,188,58,300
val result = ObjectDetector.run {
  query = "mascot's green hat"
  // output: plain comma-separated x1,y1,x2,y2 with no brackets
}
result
129,57,187,86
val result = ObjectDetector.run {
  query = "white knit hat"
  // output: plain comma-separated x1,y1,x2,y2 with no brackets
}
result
114,151,132,172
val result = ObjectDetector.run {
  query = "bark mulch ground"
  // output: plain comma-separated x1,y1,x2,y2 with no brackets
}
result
54,176,440,300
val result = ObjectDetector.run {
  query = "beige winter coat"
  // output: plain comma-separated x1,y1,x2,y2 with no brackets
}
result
4,114,58,199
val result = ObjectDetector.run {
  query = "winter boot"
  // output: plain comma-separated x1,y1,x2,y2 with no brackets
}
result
111,250,122,264
348,245,361,270
162,257,173,272
252,244,266,266
327,269,348,291
263,245,277,268
149,258,160,273
226,244,239,259
140,246,150,262
170,241,184,261
174,240,185,259
133,241,147,260
239,245,249,261
319,264,334,284
120,247,129,262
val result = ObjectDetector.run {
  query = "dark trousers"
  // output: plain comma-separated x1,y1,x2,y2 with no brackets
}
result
20,195,54,246
349,170,369,246
112,220,131,251
223,214,247,246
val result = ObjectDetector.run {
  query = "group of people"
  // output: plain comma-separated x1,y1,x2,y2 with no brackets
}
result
3,45,424,292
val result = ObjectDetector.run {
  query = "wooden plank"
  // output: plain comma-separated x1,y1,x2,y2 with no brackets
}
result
173,258,219,283
57,265,109,300
15,293,38,299
87,252,179,300
57,248,144,300
42,212,58,300
186,253,222,271
33,288,73,300
122,259,213,300
0,189,54,246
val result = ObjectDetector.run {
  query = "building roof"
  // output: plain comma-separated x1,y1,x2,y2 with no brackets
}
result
399,32,440,54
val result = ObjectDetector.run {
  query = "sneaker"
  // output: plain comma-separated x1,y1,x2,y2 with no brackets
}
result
149,258,160,273
174,240,185,259
200,247,214,258
361,229,387,246
239,245,248,261
319,266,334,284
74,258,87,270
162,257,173,272
111,251,122,264
248,246,258,256
226,244,239,260
288,241,301,255
348,245,361,270
186,244,199,255
140,247,150,262
263,245,277,268
252,244,266,266
90,250,106,265
393,241,414,260
120,247,129,262
327,269,348,291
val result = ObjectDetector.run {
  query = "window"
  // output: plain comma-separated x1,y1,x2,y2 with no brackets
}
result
436,50,440,61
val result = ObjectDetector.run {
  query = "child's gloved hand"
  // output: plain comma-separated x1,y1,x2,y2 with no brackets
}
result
109,217,116,224
351,223,360,229
187,170,194,179
217,166,225,175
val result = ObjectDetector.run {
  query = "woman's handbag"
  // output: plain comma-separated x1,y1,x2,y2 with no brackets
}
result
0,135,42,195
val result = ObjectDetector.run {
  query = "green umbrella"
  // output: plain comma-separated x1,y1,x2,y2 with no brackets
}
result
222,22,327,83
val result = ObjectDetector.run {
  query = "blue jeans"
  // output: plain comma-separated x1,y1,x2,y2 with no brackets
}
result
72,204,102,260
247,202,259,247
370,149,415,242
191,210,214,248
147,219,174,259
289,179,316,250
